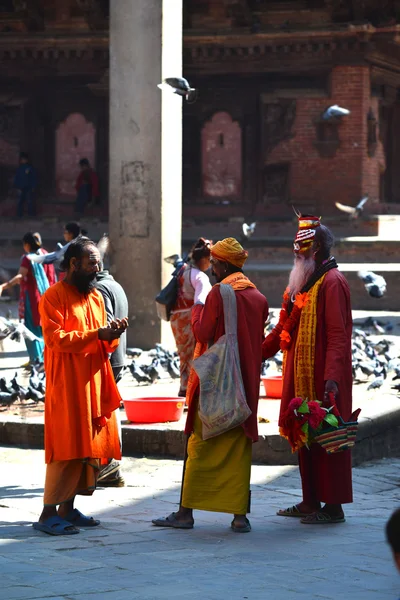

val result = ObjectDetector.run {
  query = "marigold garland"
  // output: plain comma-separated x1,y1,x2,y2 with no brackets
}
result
278,290,310,351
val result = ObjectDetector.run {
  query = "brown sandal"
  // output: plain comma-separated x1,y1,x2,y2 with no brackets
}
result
152,512,194,529
277,505,311,518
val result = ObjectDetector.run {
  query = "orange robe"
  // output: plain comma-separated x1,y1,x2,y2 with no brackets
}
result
39,281,122,465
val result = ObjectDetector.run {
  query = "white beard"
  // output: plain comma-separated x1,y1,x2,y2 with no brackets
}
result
288,255,315,297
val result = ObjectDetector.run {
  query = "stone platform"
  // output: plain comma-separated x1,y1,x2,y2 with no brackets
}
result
1,309,400,466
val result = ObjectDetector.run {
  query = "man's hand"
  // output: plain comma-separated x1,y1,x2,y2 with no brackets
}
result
109,317,129,333
323,379,339,408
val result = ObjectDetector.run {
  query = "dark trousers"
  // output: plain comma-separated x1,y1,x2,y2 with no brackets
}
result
75,184,91,214
17,189,35,218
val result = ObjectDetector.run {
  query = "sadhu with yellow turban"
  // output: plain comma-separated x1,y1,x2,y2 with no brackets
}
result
153,237,269,533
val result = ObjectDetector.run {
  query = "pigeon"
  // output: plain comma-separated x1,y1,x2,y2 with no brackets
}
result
335,196,368,220
273,353,283,371
144,359,165,384
261,361,270,377
157,77,196,101
27,386,44,402
322,105,350,120
27,242,70,265
357,271,387,299
97,234,110,261
367,368,386,390
0,391,19,405
29,367,41,390
10,373,31,399
167,358,180,380
392,367,400,381
242,222,256,239
0,377,14,395
392,383,400,393
126,348,143,358
129,361,151,385
0,316,42,344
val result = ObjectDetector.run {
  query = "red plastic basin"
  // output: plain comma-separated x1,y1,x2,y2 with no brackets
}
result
124,397,185,424
261,375,283,399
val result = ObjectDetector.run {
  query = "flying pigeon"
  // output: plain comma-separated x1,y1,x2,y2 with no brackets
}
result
322,105,351,120
157,77,196,101
0,316,42,343
335,196,368,220
242,222,256,239
27,242,70,265
357,271,387,299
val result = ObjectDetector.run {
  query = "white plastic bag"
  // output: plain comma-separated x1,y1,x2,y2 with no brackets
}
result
193,283,251,440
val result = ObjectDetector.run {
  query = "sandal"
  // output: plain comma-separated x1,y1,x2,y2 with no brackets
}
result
65,508,100,527
277,505,313,518
152,512,194,529
231,518,251,533
33,516,79,536
301,511,345,524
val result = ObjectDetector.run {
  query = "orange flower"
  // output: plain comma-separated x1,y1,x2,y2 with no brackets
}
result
283,287,290,303
294,292,310,309
280,330,291,344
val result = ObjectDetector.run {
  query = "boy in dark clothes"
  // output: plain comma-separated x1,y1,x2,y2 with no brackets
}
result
95,265,129,487
14,152,37,218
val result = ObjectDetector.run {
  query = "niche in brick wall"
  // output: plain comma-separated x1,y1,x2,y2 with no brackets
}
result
55,113,96,197
313,118,340,158
201,111,242,201
263,163,290,205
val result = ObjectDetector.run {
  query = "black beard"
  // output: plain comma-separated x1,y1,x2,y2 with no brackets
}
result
71,270,97,296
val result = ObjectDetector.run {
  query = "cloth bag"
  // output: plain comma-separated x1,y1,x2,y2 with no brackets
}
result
193,283,251,440
155,265,184,322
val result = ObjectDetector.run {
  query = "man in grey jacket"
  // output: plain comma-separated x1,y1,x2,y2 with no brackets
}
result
95,265,129,487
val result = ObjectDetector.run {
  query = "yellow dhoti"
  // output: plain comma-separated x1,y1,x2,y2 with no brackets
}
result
43,458,100,506
182,411,252,515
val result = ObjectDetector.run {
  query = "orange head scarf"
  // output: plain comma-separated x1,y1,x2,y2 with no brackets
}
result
210,237,248,268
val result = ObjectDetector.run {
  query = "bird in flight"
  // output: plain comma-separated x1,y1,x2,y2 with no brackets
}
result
335,196,368,220
321,105,350,120
157,77,196,102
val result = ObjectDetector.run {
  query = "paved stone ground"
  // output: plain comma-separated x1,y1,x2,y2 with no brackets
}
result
0,446,399,600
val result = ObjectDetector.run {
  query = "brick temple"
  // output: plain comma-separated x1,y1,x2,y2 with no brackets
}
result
0,1,399,343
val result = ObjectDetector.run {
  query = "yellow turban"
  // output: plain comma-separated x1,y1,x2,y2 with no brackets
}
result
211,237,248,268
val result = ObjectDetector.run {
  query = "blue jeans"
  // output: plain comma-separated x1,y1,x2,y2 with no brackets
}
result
17,189,35,218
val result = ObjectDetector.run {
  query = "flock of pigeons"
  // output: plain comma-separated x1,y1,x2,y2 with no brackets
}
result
260,313,400,397
0,315,399,406
127,345,181,385
0,364,45,406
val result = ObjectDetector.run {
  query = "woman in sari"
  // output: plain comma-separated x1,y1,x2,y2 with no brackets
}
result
0,232,57,366
170,238,212,397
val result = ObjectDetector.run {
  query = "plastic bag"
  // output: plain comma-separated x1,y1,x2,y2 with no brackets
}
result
193,283,251,440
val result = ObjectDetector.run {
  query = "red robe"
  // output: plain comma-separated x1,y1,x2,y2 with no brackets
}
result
263,269,353,504
186,285,269,442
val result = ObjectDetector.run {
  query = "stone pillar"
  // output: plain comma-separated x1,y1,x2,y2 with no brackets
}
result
109,0,182,349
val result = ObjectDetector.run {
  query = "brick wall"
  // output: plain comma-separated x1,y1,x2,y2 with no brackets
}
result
266,66,384,212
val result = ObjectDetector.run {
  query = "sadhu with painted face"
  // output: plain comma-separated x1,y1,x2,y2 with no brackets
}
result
263,214,354,525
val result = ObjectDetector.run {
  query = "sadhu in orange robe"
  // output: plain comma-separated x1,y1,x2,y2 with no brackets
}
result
39,281,121,506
